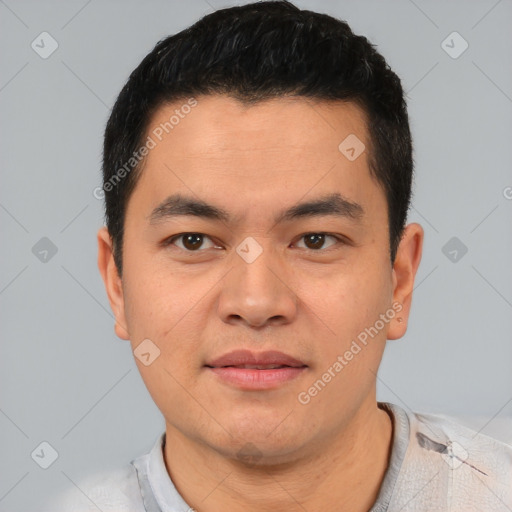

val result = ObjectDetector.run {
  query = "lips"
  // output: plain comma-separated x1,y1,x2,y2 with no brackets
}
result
204,350,308,390
205,349,307,369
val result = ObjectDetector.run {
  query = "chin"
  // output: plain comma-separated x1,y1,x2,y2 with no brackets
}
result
206,421,308,464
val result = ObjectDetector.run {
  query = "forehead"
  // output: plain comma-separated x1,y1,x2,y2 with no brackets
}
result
128,95,384,225
146,95,369,162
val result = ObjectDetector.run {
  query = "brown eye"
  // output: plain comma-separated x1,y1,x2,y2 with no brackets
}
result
182,234,203,250
296,233,339,251
167,233,217,251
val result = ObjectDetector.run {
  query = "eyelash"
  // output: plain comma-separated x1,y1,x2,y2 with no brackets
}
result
162,232,347,252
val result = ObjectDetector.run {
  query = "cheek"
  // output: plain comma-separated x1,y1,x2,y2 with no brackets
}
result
122,261,219,366
299,270,392,407
296,289,389,423
122,254,193,329
299,262,392,353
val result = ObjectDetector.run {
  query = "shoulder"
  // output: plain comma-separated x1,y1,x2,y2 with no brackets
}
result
41,461,145,512
412,409,512,472
395,406,512,510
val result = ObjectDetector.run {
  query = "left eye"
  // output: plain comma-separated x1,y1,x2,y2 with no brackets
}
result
294,233,340,251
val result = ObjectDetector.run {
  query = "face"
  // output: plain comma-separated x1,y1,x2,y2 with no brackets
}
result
98,95,422,463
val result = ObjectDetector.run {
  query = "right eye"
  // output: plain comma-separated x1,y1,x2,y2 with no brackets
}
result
163,233,220,252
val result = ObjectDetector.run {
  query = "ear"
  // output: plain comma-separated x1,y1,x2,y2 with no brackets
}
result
97,226,130,340
387,223,424,340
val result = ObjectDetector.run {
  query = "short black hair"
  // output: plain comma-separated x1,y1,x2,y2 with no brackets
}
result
102,0,413,275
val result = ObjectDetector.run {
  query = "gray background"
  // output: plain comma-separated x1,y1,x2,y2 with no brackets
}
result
1,0,511,510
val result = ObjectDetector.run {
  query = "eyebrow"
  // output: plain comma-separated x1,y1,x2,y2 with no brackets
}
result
148,192,364,226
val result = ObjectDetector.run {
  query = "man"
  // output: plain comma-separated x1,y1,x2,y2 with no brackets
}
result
47,1,512,510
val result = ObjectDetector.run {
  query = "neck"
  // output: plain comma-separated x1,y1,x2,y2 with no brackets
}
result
164,400,393,512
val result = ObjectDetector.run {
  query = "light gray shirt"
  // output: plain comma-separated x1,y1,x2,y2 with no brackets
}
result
43,402,512,511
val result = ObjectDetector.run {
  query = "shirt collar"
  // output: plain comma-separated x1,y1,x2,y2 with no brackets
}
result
147,431,193,511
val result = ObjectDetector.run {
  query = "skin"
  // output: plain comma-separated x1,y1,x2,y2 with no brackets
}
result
98,95,423,512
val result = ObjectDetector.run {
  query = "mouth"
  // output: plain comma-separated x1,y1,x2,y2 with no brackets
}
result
205,349,307,368
204,350,308,390
206,364,302,370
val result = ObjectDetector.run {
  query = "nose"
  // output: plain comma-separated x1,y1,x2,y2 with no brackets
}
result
217,244,298,329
